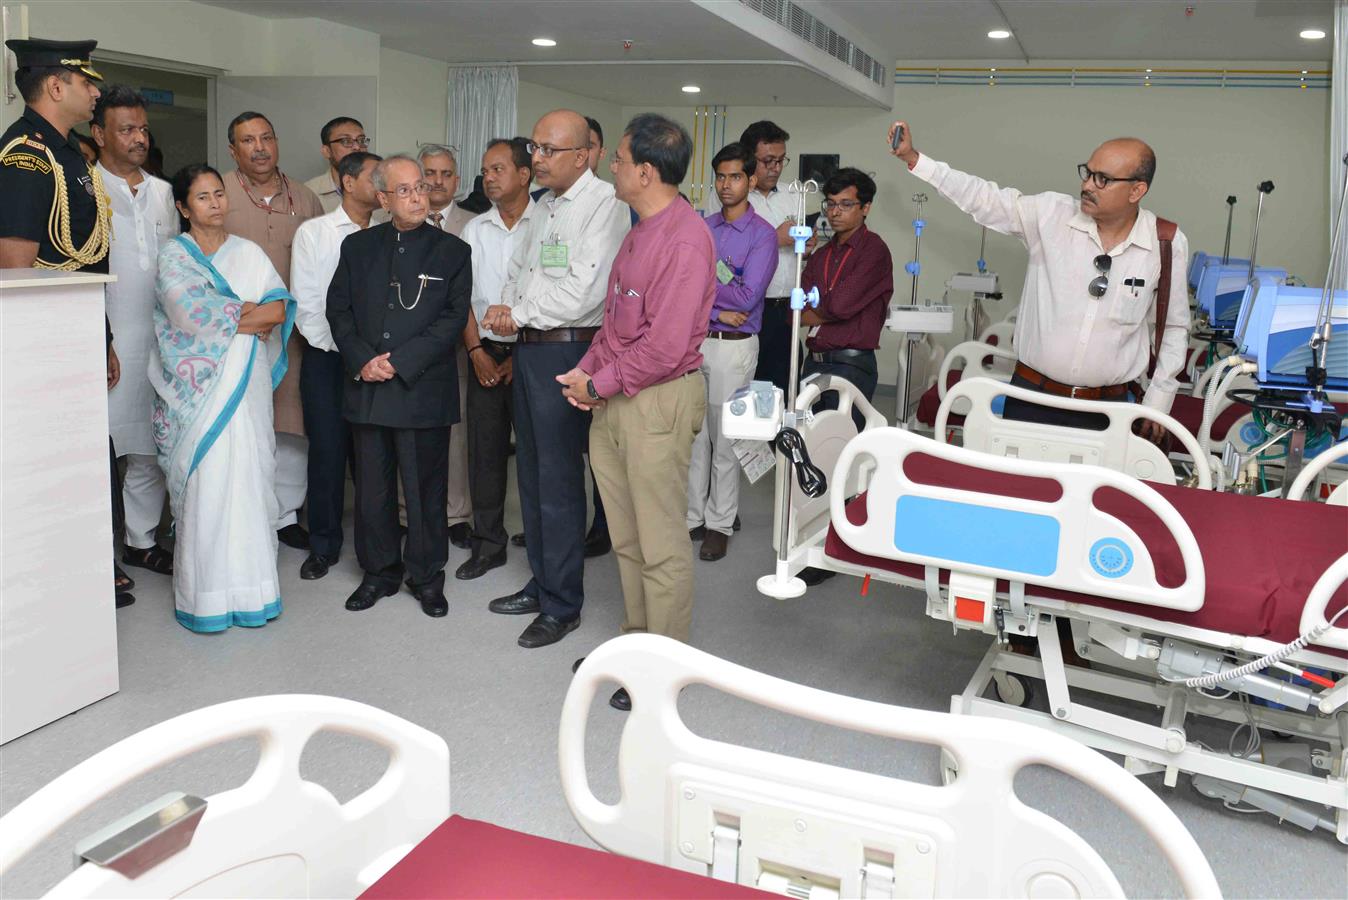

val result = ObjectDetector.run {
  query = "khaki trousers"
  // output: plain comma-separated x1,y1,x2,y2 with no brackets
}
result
590,372,705,642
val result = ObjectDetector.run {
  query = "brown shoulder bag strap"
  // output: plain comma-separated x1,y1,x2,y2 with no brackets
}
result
1150,216,1178,378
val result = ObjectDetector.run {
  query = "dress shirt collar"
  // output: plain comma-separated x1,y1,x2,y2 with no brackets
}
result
545,167,597,205
832,223,870,247
327,202,366,232
707,205,758,233
95,162,148,191
485,195,537,231
1066,206,1153,253
631,194,685,232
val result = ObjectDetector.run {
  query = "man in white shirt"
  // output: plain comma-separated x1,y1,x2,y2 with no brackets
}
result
92,85,178,581
734,121,815,392
456,138,536,580
480,109,630,648
290,150,382,580
419,143,476,549
304,116,370,214
889,120,1189,438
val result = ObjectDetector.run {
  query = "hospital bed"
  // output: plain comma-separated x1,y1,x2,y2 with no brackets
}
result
0,642,1223,898
807,425,1348,842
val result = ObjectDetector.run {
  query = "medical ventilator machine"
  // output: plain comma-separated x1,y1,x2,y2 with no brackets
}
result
1191,184,1290,335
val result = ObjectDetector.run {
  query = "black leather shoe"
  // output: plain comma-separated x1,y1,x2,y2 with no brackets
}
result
456,548,506,580
278,523,310,550
345,580,397,611
699,530,728,561
448,522,472,550
489,590,540,615
300,552,336,580
511,532,526,547
572,656,585,673
733,515,742,532
689,524,706,541
115,592,135,609
410,582,448,617
584,527,611,558
609,688,631,711
798,567,836,586
518,613,580,648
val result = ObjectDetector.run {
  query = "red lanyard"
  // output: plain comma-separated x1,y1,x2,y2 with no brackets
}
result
821,241,854,295
235,170,295,216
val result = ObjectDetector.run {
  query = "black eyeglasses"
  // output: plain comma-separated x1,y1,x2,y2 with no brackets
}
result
1088,254,1111,298
327,136,371,149
1078,163,1144,190
821,199,863,212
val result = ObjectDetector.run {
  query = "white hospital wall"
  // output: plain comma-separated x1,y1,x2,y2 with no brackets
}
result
625,71,1331,387
377,47,449,159
516,78,622,182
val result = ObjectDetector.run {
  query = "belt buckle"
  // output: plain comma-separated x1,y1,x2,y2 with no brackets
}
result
1070,385,1082,399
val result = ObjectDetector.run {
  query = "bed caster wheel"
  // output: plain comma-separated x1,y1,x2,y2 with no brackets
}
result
940,748,959,786
993,672,1033,707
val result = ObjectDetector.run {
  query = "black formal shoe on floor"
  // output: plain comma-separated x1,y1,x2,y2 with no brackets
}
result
489,589,540,615
122,545,174,575
572,656,585,673
448,522,472,550
410,583,448,617
518,613,579,648
114,564,135,594
511,532,526,547
584,527,611,558
798,566,836,586
345,580,397,611
733,515,742,532
699,530,728,561
456,548,506,580
278,523,310,550
689,524,707,541
609,688,631,711
115,592,135,609
300,552,336,580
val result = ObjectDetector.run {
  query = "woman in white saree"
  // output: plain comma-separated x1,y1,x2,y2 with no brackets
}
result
150,164,295,633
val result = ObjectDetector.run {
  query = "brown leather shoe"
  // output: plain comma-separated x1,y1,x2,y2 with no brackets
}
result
699,530,728,561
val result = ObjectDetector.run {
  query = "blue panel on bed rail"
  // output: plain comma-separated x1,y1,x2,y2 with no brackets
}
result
894,496,1059,576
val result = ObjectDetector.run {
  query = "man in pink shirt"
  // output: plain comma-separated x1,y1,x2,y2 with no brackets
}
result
558,114,715,711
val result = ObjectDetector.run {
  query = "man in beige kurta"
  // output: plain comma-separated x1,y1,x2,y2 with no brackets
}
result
221,111,324,548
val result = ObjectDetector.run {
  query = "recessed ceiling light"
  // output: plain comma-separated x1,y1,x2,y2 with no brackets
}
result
988,29,1012,39
682,85,701,93
531,37,557,47
1145,68,1153,73
1299,29,1326,40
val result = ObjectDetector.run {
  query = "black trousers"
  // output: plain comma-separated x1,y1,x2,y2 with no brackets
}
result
351,423,450,591
753,298,792,392
513,340,591,622
1001,372,1125,430
466,342,514,555
301,346,350,560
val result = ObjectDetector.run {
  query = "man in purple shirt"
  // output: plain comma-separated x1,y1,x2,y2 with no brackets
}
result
686,143,776,562
558,114,715,711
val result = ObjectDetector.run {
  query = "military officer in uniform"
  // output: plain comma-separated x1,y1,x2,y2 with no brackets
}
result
0,38,131,606
326,155,472,618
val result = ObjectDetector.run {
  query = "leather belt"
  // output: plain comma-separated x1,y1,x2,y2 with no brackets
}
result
518,327,599,344
707,330,753,341
808,348,871,362
1014,361,1130,400
765,296,791,306
482,338,514,358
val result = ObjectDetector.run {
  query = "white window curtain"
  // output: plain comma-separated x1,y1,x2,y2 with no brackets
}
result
446,66,518,201
1331,1,1347,289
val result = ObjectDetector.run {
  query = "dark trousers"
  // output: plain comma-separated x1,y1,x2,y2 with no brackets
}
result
753,299,792,391
466,343,514,555
1001,372,1125,431
351,423,450,591
513,340,591,622
301,346,350,560
802,350,879,431
109,438,124,553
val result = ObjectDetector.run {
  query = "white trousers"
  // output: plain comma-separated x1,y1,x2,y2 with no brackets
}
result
274,432,308,529
686,334,758,535
122,452,167,550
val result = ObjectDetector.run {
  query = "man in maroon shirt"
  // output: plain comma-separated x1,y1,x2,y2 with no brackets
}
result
558,114,715,711
799,167,894,402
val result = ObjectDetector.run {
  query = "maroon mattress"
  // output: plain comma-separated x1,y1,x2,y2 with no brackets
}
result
823,454,1348,648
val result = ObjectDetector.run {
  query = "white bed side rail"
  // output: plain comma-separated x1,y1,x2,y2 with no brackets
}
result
0,695,449,899
935,341,1017,403
1298,554,1348,652
1285,439,1348,505
830,427,1206,611
938,377,1214,490
560,635,1221,899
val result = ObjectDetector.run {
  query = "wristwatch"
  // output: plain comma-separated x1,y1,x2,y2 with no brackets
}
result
586,378,600,401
